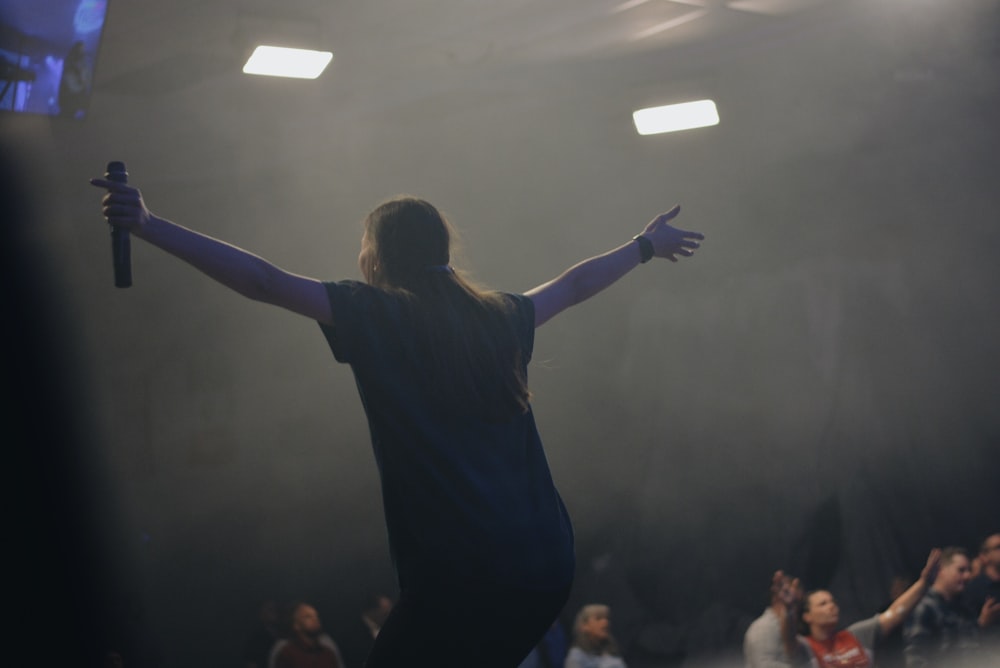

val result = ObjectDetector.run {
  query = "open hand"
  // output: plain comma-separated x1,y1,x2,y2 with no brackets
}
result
640,205,704,262
981,596,1000,628
771,570,803,610
920,548,942,585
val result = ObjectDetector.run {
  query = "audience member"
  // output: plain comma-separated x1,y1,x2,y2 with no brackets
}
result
336,593,394,668
962,533,1000,650
270,601,344,668
744,570,802,668
565,604,626,668
874,575,913,668
905,545,996,668
784,549,940,668
243,600,281,668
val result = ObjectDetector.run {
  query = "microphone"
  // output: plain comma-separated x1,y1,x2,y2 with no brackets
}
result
106,161,132,288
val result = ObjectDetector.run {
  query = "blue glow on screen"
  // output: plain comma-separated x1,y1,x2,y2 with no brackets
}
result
75,0,108,35
1,0,110,119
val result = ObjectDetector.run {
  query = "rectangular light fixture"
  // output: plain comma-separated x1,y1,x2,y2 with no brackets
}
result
633,99,719,135
243,45,333,79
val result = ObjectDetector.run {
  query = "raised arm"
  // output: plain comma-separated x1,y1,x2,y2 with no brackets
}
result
877,548,941,636
775,573,809,667
525,205,703,328
978,596,1000,629
92,178,332,324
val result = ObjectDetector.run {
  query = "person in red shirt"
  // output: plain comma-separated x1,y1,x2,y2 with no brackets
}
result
783,549,940,668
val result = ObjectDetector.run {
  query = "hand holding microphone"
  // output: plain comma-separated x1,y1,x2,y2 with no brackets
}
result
91,162,150,287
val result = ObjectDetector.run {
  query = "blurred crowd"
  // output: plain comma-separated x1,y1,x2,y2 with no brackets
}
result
234,531,997,668
93,531,996,668
744,532,999,668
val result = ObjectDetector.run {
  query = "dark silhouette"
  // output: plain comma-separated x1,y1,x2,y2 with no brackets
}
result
91,176,703,667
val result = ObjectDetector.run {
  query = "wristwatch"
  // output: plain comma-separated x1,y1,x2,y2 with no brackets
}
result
632,234,654,263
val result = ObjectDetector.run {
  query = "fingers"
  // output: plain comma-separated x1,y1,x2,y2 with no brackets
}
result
96,182,142,207
654,207,702,238
90,177,132,191
659,240,699,262
95,180,145,228
101,188,138,203
103,204,140,217
646,206,705,245
925,548,942,571
648,206,681,230
101,195,141,214
666,227,704,243
92,177,141,210
659,236,700,262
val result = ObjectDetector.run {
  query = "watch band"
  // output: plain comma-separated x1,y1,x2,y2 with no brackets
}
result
632,234,654,263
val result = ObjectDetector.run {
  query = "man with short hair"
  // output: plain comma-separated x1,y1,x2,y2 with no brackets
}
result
903,546,994,668
270,602,343,668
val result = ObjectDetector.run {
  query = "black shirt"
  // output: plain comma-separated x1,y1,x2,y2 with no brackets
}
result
319,281,574,591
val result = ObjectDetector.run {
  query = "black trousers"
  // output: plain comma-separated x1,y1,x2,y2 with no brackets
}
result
364,581,571,668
